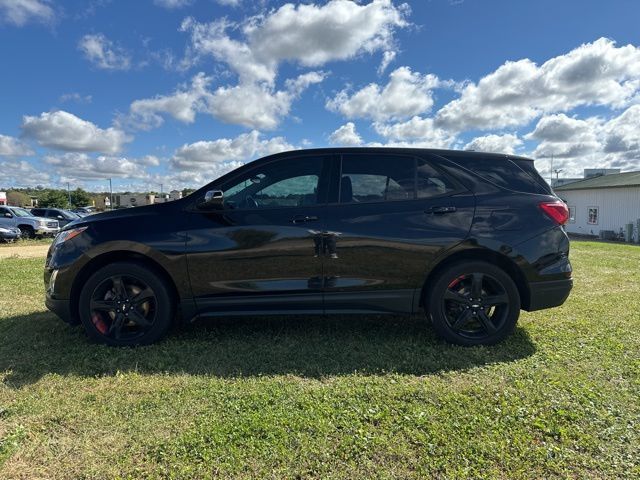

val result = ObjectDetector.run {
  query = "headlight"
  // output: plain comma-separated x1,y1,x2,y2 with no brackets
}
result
39,220,47,227
53,226,87,247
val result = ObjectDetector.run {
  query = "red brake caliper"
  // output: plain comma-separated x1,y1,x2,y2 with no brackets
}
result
92,313,108,335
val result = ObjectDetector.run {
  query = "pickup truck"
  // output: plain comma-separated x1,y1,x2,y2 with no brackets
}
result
0,205,60,238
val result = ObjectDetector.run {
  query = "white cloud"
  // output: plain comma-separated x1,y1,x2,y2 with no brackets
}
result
373,116,455,148
436,38,640,131
329,122,363,146
182,0,408,84
0,160,50,186
22,111,131,154
153,0,192,8
129,73,212,129
463,134,523,154
0,0,55,26
378,50,396,74
208,72,325,129
78,33,131,70
526,106,640,176
130,71,325,130
59,93,93,104
215,0,241,6
327,67,444,121
44,153,149,181
0,134,34,156
170,131,293,176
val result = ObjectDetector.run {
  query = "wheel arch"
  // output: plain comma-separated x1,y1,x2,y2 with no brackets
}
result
69,250,180,324
419,247,531,312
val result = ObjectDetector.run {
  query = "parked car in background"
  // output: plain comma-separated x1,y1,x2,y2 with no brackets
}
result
0,206,59,238
31,208,81,227
0,226,21,242
72,206,96,215
44,148,572,347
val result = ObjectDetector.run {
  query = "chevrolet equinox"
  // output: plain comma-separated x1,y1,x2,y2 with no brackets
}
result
45,148,573,346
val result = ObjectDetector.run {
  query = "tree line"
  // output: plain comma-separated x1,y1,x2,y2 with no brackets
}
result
3,188,197,209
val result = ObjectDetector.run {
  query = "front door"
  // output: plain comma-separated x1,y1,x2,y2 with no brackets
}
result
186,154,332,315
322,153,475,314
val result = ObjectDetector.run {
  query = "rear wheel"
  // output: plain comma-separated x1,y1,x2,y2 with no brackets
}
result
78,262,174,346
427,261,520,346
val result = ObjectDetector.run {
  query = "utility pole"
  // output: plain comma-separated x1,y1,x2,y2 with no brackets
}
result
549,155,554,185
109,178,113,210
67,182,72,209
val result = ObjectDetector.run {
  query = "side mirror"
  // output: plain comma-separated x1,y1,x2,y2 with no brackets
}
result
57,215,64,220
199,190,224,210
4,212,12,218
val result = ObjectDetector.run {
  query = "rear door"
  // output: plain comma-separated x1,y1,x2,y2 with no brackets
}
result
322,153,475,314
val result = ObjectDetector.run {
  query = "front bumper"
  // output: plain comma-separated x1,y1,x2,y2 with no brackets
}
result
36,226,60,236
45,294,73,323
526,278,573,311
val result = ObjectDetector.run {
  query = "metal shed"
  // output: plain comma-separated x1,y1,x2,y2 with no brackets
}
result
554,171,640,239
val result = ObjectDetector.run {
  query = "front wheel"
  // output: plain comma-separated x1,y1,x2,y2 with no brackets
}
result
427,261,520,346
78,262,175,346
18,225,35,239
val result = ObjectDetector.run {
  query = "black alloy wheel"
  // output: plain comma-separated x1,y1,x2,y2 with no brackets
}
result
79,262,174,346
428,261,520,346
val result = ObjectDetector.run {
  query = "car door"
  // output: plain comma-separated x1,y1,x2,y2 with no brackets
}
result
322,153,476,314
185,153,332,315
0,207,17,228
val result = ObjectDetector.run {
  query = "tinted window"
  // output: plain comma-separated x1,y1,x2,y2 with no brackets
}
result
32,209,45,216
448,156,549,194
340,155,414,203
223,157,323,209
416,159,458,198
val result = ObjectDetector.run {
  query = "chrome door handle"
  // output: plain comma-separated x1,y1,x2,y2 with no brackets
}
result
425,206,457,214
290,215,319,224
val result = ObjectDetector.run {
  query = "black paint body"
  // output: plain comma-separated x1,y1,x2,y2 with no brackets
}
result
44,148,573,324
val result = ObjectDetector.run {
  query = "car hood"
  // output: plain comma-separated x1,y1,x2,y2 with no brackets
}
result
63,202,176,230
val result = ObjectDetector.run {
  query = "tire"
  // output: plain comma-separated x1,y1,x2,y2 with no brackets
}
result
78,262,175,346
18,225,35,239
427,261,520,346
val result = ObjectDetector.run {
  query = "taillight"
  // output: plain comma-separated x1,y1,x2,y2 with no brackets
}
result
539,201,569,225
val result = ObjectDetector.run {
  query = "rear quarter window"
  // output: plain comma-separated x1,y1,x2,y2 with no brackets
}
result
447,155,550,194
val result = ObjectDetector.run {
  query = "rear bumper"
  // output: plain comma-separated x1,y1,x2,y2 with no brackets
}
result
526,278,573,311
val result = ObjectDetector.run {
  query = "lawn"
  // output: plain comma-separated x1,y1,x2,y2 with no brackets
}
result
0,241,638,479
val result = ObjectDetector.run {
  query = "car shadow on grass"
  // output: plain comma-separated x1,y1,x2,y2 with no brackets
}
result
0,311,536,387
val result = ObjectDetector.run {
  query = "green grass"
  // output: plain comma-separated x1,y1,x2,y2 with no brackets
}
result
0,241,638,479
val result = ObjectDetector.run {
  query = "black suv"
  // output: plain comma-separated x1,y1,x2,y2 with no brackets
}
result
44,148,572,347
31,208,81,227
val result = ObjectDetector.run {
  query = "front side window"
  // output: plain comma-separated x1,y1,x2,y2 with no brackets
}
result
223,156,323,210
587,206,599,225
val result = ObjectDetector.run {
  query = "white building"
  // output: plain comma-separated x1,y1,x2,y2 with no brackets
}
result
555,171,640,239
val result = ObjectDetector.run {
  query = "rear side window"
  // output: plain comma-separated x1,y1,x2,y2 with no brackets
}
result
447,155,550,194
340,155,414,203
339,155,459,204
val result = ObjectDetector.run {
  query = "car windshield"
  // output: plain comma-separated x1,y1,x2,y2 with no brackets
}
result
62,210,80,219
9,207,34,217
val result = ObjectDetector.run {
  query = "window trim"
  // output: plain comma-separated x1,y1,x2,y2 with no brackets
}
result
587,206,599,225
568,205,576,224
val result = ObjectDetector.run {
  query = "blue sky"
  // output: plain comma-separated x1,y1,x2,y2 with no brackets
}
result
1,0,639,192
